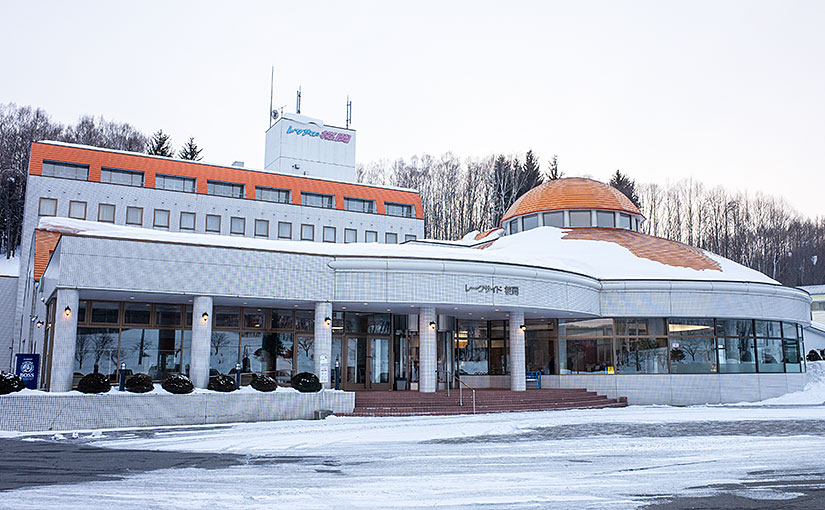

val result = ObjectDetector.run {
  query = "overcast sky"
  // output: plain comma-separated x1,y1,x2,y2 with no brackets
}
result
2,1,823,217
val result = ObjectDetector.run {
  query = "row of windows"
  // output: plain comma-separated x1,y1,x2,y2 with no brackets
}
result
41,160,416,218
38,197,417,242
507,210,641,234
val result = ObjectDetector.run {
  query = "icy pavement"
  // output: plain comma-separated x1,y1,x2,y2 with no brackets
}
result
2,405,825,509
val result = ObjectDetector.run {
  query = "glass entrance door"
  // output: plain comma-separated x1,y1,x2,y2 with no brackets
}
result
344,336,367,390
342,335,392,390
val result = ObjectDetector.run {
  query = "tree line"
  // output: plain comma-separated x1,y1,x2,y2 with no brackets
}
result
358,154,824,287
1,102,822,286
0,103,201,257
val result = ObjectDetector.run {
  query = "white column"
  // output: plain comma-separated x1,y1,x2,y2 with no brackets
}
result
419,307,437,393
314,302,333,388
509,311,526,391
49,289,79,392
190,296,212,389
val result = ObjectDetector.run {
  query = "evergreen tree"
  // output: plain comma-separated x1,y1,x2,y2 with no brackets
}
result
146,129,174,157
517,149,543,196
546,155,563,180
609,169,640,207
178,137,203,161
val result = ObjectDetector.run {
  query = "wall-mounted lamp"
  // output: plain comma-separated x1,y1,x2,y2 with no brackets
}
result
428,321,436,330
202,312,209,322
36,321,44,328
519,324,527,332
64,306,71,318
324,317,332,327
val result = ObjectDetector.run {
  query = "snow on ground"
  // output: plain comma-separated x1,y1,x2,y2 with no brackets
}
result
0,254,18,277
740,361,825,405
3,404,825,509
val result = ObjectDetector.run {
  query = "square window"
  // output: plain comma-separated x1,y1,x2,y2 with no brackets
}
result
206,214,221,233
153,209,170,228
180,211,196,230
98,203,116,223
569,210,591,227
385,232,398,244
365,230,378,243
543,211,564,227
68,201,86,220
38,198,57,216
126,206,143,226
278,222,292,239
596,211,615,228
522,214,539,230
509,219,520,234
254,219,269,237
301,224,315,241
323,226,336,243
619,213,631,229
230,217,245,235
344,228,357,243
405,234,417,242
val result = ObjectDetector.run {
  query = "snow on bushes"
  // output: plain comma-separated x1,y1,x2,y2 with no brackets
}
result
208,374,236,392
250,374,278,392
0,371,25,395
161,374,194,394
125,373,154,393
291,372,322,393
77,373,111,394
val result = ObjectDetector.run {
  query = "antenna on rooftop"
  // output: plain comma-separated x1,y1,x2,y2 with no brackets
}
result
346,95,352,129
269,66,275,128
296,86,302,114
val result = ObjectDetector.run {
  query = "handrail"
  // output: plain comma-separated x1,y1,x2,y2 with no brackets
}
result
455,375,476,415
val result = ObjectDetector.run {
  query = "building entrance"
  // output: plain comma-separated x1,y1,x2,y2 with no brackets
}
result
335,335,392,390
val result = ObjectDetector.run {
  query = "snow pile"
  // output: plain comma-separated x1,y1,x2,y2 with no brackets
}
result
751,361,825,405
38,217,779,283
0,254,19,277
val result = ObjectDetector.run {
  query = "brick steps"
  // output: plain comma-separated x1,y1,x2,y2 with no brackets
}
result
346,388,627,417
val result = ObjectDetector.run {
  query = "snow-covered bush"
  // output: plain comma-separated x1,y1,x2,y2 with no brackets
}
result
291,372,322,393
77,372,111,394
161,374,194,394
250,373,277,392
0,371,25,395
208,374,236,392
806,350,822,362
125,373,154,393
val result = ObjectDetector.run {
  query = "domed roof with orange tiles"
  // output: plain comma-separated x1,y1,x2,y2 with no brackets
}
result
501,177,643,224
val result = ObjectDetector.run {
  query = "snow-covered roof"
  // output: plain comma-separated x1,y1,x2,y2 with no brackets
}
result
799,285,825,296
0,254,19,277
38,218,778,284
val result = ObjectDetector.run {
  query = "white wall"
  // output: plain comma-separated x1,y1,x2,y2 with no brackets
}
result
264,113,356,181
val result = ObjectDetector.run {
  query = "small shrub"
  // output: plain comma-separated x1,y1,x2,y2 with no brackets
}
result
807,350,822,362
162,374,194,394
250,373,278,392
208,374,236,392
125,373,154,393
77,372,111,394
291,372,322,393
0,371,25,395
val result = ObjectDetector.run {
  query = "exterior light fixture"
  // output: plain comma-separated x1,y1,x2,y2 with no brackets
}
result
324,317,332,326
519,324,527,332
36,321,44,328
64,306,71,318
429,321,436,329
202,312,209,322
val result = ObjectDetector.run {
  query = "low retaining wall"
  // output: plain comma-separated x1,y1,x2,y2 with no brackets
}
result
541,373,807,405
0,390,355,432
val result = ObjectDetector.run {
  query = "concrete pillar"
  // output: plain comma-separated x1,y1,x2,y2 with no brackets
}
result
509,311,526,391
190,296,212,389
49,289,79,392
419,307,437,393
314,302,333,388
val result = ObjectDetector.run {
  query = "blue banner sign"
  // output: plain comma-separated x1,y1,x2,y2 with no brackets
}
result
15,353,39,390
